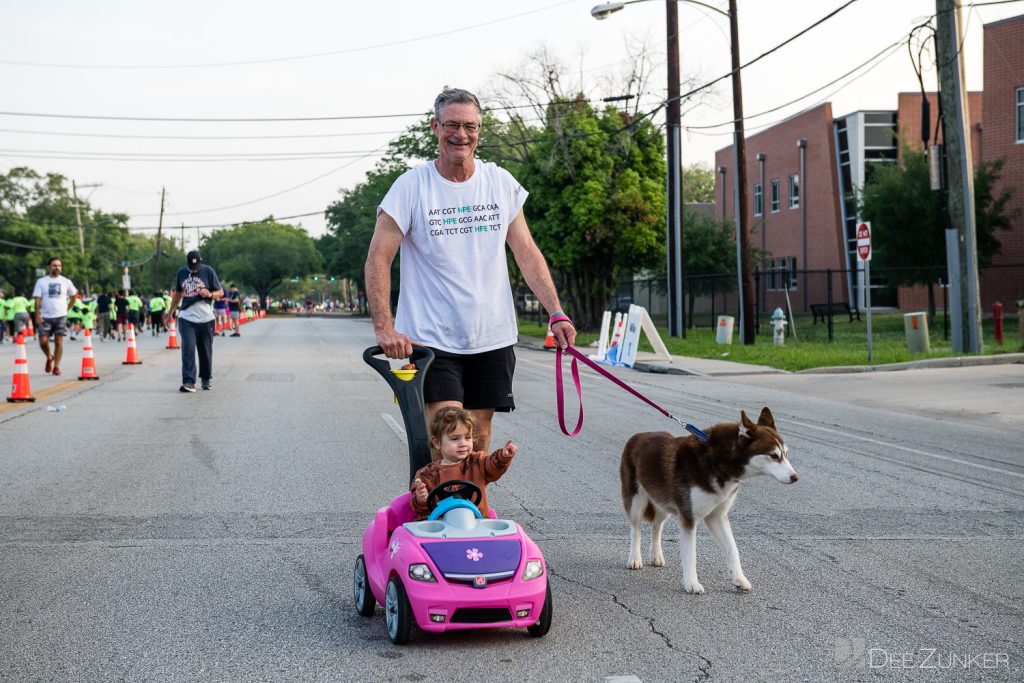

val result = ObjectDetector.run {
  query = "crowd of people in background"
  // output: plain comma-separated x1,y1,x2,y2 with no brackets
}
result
0,285,270,343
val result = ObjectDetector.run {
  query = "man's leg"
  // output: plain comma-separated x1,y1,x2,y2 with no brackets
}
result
469,408,496,453
37,333,52,371
178,319,197,386
196,320,214,385
52,334,64,373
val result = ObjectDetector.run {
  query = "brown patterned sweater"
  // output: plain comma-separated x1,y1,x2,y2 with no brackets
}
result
410,447,514,519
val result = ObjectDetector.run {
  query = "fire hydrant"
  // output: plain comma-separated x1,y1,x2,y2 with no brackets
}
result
771,307,788,346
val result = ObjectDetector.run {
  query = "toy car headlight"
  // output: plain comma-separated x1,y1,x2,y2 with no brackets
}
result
522,560,544,581
408,563,436,583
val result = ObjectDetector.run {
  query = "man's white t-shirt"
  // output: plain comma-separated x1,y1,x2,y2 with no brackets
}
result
379,160,528,354
32,275,77,318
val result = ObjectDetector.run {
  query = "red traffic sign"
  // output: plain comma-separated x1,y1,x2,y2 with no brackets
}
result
856,221,872,262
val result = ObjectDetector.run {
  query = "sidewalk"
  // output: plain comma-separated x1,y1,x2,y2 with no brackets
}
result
516,335,1024,376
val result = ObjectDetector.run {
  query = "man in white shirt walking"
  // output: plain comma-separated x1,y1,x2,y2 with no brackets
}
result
32,257,77,376
365,88,576,455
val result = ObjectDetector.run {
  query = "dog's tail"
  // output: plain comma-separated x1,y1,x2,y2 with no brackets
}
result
620,434,642,515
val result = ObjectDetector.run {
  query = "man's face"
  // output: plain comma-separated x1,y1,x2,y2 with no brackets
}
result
431,102,481,166
49,261,62,277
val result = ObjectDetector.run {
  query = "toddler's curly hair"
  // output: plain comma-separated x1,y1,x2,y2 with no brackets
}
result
429,406,476,442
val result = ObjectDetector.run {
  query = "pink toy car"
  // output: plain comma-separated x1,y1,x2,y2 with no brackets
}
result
353,480,552,644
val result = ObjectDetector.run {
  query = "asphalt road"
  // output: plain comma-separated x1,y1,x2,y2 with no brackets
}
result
1,316,1021,682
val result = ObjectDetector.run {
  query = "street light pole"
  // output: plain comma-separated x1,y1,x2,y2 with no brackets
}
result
666,0,685,337
592,0,734,338
728,0,754,344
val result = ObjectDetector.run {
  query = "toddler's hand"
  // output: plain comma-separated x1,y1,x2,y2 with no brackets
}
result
501,440,517,459
414,481,428,505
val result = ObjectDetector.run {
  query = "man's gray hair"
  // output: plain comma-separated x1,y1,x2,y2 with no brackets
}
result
433,88,482,120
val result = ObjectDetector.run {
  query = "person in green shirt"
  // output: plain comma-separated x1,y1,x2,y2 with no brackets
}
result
126,290,144,334
82,298,97,334
149,291,166,335
67,295,87,341
0,292,6,344
7,291,31,336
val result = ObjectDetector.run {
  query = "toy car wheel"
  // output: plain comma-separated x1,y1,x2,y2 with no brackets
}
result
527,581,552,638
353,555,375,617
385,576,413,645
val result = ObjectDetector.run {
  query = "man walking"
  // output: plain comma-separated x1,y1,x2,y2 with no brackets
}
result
227,285,242,337
32,257,77,375
166,250,223,393
365,87,575,455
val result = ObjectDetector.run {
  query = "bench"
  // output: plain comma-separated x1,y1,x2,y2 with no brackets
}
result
810,302,860,324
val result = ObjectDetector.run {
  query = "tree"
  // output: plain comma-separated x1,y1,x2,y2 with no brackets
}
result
682,163,716,203
681,212,737,328
514,98,666,328
859,148,1015,316
0,166,135,295
201,219,322,307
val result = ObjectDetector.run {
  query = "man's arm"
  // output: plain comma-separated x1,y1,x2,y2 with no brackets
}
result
364,210,413,359
505,209,576,349
166,291,182,319
33,296,41,323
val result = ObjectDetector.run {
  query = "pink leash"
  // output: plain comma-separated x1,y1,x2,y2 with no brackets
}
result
555,345,709,442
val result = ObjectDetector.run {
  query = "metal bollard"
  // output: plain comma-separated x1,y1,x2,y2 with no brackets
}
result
993,301,1003,345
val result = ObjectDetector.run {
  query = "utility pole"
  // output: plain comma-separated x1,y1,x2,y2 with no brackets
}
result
666,0,686,337
936,0,982,352
153,187,166,291
71,179,101,295
729,0,755,344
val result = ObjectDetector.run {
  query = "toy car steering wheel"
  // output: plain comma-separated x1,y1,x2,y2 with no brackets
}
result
426,480,483,512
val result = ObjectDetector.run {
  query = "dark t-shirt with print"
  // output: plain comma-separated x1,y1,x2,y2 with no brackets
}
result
175,265,222,311
228,290,241,312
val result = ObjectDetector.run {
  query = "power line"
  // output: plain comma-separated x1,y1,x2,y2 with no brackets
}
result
0,1,577,70
0,127,406,141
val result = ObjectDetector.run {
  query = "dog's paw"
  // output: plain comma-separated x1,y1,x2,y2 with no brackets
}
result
627,559,643,570
733,575,752,592
683,579,705,595
650,553,666,567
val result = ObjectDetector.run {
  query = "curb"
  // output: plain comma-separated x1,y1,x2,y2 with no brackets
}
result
796,352,1024,374
518,336,1024,376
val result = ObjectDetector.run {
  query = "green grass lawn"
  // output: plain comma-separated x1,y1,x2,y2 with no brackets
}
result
519,312,1023,372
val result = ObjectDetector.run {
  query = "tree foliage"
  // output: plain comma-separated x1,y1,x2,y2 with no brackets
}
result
0,166,168,296
201,219,322,306
860,149,1015,285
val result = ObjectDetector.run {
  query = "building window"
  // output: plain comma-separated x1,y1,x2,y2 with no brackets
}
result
1017,87,1024,143
789,174,800,209
766,257,798,292
753,183,763,217
770,179,780,213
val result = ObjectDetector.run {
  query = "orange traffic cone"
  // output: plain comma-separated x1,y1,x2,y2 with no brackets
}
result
78,328,99,380
214,319,223,335
122,323,142,365
25,316,35,338
7,334,35,402
166,320,181,349
544,325,556,350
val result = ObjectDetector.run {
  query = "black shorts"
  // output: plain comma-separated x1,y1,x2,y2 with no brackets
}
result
423,346,516,412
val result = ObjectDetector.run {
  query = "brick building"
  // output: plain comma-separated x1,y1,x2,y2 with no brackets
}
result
713,14,1023,316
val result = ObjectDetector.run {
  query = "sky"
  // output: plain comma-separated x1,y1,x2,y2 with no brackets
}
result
2,0,1021,250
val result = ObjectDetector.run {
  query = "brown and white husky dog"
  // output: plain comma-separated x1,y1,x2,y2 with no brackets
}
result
619,407,798,594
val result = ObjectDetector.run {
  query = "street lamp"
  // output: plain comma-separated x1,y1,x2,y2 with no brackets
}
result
592,0,740,340
593,0,753,342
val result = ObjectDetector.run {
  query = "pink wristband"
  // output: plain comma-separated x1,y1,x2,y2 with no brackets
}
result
549,313,572,325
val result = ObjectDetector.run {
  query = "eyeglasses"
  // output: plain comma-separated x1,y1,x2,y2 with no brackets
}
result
439,121,481,134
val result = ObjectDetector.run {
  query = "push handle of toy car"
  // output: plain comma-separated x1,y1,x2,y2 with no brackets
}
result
556,345,709,442
363,345,436,483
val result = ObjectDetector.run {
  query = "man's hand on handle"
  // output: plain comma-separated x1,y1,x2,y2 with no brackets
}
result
375,327,415,360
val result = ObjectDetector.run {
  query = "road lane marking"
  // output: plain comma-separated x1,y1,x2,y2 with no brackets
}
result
381,413,407,445
788,417,1024,479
